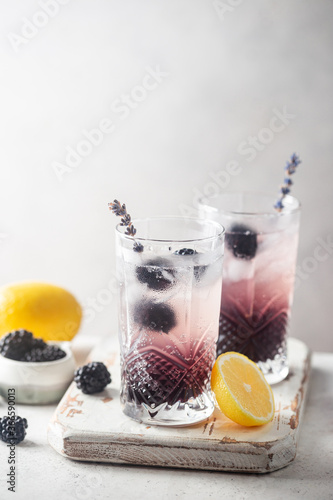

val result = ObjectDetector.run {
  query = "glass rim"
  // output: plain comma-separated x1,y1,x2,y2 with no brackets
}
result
197,191,301,218
116,216,225,244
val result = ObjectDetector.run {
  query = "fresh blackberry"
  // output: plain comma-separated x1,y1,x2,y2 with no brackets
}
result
74,362,111,394
0,416,28,445
23,345,66,362
174,248,207,281
174,248,196,256
225,224,257,260
136,258,175,290
31,337,47,349
0,330,34,361
134,300,176,334
0,330,66,362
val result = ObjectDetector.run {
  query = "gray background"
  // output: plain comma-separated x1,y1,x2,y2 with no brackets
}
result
0,0,332,351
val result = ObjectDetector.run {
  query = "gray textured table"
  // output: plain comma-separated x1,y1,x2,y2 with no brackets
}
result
0,346,332,500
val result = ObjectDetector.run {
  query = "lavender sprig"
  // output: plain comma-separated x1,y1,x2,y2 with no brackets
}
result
274,153,301,212
108,200,137,236
108,200,143,252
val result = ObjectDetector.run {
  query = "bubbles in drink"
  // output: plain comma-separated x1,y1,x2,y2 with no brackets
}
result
118,244,223,423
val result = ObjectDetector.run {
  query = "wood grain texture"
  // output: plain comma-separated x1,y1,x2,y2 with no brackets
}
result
47,337,311,473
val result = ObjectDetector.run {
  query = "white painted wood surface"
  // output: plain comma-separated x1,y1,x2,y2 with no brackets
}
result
47,337,311,473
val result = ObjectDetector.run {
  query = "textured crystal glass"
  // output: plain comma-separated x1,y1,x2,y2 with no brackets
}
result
116,217,224,426
199,193,301,384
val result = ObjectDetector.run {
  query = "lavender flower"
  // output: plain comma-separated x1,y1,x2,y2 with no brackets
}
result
133,242,144,253
108,200,139,239
274,154,301,212
109,200,127,217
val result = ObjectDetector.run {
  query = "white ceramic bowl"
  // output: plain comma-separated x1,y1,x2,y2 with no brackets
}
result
0,342,75,404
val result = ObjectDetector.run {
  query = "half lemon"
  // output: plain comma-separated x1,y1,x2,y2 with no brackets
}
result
211,352,275,427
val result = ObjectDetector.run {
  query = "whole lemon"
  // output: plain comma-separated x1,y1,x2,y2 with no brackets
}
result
0,282,82,341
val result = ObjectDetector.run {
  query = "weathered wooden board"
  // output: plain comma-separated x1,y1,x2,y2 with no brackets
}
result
47,337,311,473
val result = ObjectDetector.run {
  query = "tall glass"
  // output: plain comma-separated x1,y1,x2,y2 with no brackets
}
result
116,217,224,426
199,193,300,384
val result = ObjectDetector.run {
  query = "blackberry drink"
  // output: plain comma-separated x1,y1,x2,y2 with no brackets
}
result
116,217,224,426
199,193,300,384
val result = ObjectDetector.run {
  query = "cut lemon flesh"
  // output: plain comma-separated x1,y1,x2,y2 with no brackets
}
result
211,352,275,427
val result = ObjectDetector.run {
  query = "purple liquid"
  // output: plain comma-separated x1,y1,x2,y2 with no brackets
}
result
217,300,288,362
122,342,215,408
